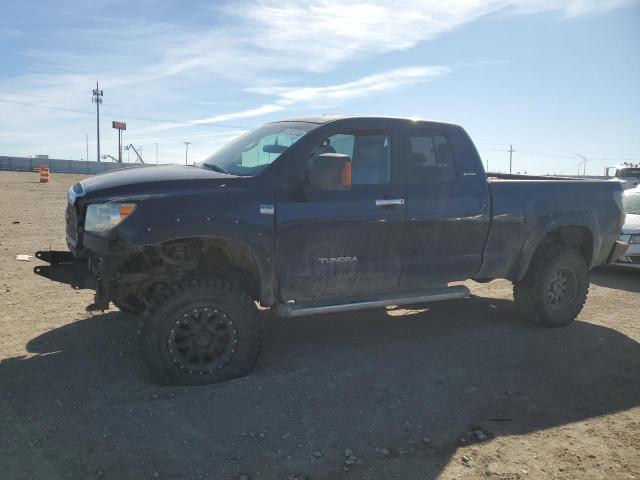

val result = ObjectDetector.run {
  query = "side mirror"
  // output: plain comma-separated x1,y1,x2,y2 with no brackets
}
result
309,153,352,191
263,144,288,154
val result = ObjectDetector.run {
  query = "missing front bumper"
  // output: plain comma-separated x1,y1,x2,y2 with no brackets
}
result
33,250,97,290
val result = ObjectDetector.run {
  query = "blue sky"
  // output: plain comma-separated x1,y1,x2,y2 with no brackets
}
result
0,0,638,174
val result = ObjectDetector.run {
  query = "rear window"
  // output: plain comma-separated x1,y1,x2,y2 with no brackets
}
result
406,133,456,183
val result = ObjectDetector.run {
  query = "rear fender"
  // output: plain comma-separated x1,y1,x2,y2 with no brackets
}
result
510,213,598,281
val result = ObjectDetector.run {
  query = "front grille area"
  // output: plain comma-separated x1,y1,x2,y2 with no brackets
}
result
629,255,640,264
65,202,79,247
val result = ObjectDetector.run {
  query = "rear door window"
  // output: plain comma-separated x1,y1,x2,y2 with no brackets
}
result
406,133,456,183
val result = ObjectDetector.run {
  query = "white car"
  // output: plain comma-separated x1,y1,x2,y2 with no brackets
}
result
615,187,640,269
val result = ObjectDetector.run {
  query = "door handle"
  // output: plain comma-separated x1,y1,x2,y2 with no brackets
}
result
375,198,405,207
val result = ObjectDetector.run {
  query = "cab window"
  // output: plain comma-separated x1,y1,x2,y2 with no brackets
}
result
313,132,391,185
406,133,456,182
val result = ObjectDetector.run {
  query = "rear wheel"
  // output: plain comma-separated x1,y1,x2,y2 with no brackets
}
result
138,277,262,385
513,245,589,327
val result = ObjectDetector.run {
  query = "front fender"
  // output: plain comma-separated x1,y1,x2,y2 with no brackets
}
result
112,186,276,305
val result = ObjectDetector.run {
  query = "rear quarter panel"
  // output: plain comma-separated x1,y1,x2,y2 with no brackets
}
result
476,179,622,281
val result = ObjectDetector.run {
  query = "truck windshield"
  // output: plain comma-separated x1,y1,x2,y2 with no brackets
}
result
624,194,640,215
201,122,316,176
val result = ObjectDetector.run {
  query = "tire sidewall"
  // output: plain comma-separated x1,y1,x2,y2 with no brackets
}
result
144,279,260,385
537,249,588,326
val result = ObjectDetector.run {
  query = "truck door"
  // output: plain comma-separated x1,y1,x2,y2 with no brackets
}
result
275,126,405,302
399,124,490,289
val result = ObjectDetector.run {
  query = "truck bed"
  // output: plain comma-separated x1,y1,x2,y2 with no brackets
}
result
476,175,623,281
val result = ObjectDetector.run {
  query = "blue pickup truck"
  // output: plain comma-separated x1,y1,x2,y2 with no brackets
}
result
35,116,628,384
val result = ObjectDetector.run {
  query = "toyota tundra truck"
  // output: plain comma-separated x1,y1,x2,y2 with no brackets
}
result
34,116,628,385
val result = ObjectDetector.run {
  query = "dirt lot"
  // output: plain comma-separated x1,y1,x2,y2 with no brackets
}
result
0,170,639,480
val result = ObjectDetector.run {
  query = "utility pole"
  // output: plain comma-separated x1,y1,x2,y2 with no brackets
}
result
183,141,191,166
508,144,515,174
85,134,89,161
92,82,103,162
576,154,588,176
154,143,159,164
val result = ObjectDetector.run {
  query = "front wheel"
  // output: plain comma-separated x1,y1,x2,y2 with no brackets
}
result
513,245,589,327
138,277,262,385
112,294,145,315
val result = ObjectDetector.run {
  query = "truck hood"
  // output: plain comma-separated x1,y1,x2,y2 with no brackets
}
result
71,164,234,202
622,213,640,234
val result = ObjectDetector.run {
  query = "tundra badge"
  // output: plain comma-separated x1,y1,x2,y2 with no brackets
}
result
259,204,275,215
318,256,358,264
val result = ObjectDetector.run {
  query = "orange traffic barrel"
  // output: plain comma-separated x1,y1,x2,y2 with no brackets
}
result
39,166,50,183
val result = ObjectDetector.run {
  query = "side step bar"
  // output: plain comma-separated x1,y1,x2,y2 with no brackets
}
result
273,285,470,318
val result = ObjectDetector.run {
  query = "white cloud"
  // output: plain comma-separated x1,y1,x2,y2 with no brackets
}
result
96,0,634,86
252,65,450,106
1,0,635,158
196,0,635,75
192,104,285,125
184,65,450,126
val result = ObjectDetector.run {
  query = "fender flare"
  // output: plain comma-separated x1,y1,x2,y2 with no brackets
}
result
125,230,276,306
510,211,598,281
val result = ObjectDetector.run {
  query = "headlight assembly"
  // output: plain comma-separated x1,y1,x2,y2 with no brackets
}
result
84,203,136,233
629,234,640,245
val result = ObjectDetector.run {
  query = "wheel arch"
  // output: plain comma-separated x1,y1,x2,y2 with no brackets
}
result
511,223,595,281
119,235,275,306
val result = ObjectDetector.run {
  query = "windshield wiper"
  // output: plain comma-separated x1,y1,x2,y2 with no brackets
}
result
202,163,231,175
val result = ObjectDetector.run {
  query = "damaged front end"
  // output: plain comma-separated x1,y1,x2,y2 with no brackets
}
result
33,181,137,312
33,248,134,312
34,250,97,291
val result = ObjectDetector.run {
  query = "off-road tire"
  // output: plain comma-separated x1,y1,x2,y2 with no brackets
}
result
137,277,262,385
513,245,589,327
112,295,145,315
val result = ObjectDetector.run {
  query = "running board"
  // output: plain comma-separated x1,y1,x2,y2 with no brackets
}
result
273,286,470,318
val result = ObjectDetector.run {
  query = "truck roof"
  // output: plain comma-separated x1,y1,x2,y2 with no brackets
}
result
271,115,460,128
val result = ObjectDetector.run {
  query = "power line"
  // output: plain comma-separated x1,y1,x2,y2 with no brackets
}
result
477,147,638,163
0,98,93,116
0,97,252,130
0,88,235,121
2,96,638,163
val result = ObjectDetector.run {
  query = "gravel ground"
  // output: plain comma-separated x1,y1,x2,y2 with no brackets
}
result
0,170,639,480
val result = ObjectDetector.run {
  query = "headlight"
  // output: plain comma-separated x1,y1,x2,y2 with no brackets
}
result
84,203,136,233
629,234,640,245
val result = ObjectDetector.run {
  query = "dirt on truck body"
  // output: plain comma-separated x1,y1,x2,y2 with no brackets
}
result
0,171,639,479
34,116,627,385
